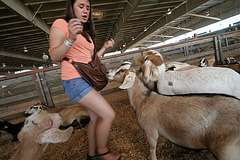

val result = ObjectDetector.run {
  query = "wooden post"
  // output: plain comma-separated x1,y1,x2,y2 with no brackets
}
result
32,73,45,105
183,46,189,56
32,72,55,108
217,36,223,64
38,72,55,108
213,36,220,65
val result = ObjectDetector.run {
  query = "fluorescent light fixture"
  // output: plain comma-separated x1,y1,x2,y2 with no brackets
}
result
167,11,172,15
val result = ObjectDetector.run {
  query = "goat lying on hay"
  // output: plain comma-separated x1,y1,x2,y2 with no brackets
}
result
25,103,90,129
199,57,240,73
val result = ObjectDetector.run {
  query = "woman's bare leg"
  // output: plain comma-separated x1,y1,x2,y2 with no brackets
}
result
78,89,120,160
86,110,97,156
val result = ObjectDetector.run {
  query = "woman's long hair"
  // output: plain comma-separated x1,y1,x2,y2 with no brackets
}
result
65,0,96,50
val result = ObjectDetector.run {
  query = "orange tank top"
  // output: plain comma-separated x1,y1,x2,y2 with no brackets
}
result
51,19,95,80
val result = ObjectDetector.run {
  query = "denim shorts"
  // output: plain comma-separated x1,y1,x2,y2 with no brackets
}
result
62,77,94,102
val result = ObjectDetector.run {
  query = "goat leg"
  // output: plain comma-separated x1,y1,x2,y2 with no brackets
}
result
143,127,159,160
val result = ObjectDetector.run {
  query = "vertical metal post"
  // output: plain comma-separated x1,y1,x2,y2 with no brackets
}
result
39,72,55,108
183,46,188,56
35,72,48,106
217,36,223,64
225,38,229,47
213,36,220,65
225,37,229,52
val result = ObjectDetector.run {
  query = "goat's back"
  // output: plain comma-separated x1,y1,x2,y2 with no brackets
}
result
44,105,67,113
158,67,240,98
138,93,240,149
58,106,89,126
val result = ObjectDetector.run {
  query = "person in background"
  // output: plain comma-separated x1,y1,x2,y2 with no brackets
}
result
48,0,121,160
193,33,201,52
193,33,198,39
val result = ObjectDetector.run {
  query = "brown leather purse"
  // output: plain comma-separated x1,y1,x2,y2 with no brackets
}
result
63,53,108,91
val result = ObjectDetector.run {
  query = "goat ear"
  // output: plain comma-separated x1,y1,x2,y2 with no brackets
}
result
36,127,73,144
119,72,136,89
134,56,145,66
151,67,160,81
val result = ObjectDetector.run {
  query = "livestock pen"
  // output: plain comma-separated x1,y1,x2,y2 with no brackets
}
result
0,30,239,160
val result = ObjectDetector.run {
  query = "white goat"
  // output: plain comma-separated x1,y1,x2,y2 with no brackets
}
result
25,103,90,129
224,57,237,64
10,113,73,160
199,57,238,67
165,61,198,71
107,62,240,160
199,58,215,67
199,57,240,73
135,50,240,99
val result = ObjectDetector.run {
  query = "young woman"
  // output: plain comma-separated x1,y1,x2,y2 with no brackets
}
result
49,0,121,160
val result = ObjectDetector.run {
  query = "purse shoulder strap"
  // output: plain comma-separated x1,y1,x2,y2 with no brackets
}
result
63,57,70,61
62,57,73,64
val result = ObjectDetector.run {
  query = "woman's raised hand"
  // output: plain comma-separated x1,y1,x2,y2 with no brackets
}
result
103,39,115,49
67,18,83,42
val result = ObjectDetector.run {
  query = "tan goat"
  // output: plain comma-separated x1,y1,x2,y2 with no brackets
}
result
10,113,73,160
25,103,90,129
107,62,240,160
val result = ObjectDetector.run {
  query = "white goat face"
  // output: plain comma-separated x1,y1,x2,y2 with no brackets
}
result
107,62,132,82
224,57,236,64
25,104,44,115
107,62,136,89
199,58,208,67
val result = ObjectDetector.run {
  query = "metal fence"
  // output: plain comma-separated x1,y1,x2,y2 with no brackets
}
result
1,30,239,121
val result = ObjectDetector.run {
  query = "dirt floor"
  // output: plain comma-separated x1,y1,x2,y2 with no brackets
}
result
1,49,240,160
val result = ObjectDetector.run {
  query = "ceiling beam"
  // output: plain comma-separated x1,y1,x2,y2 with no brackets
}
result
0,50,43,62
24,0,66,6
154,35,174,38
92,1,127,7
145,41,162,43
187,13,221,21
130,0,238,43
107,0,141,41
138,0,185,8
0,0,50,34
123,0,210,52
165,26,193,31
0,31,44,41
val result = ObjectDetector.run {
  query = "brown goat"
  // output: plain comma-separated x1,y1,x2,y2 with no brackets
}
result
25,103,90,129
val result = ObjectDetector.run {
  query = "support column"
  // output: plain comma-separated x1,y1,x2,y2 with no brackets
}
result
213,36,220,65
32,72,55,108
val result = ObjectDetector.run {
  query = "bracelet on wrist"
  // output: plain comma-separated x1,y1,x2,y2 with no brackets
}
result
64,38,73,47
